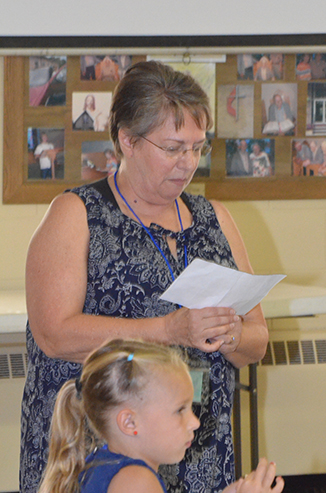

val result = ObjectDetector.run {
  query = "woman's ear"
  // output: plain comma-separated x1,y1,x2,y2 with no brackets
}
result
118,128,135,157
116,409,138,436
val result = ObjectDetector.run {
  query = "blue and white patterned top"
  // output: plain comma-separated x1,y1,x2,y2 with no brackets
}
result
20,178,237,493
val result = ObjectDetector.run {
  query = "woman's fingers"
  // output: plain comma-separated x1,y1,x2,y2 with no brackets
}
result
167,306,242,352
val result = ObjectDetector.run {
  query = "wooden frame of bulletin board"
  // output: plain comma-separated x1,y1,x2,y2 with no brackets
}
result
3,34,326,203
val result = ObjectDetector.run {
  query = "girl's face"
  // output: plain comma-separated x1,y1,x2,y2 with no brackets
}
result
134,368,200,471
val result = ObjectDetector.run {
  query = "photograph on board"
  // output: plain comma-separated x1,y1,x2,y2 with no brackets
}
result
292,138,326,176
261,83,297,136
27,127,65,180
80,55,132,81
81,140,120,181
72,92,112,131
226,138,275,177
29,56,67,106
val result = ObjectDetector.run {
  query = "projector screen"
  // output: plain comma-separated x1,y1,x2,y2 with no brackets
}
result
0,0,325,37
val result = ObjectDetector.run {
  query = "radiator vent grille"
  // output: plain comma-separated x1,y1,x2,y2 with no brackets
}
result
1,341,326,376
261,339,326,366
0,352,27,379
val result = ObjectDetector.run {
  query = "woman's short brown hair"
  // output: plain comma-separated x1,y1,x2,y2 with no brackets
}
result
109,60,213,157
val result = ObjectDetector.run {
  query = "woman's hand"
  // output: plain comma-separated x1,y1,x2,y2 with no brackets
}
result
164,306,241,353
223,458,284,493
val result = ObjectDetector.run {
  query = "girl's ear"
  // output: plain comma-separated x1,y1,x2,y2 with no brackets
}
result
116,409,138,436
118,128,135,157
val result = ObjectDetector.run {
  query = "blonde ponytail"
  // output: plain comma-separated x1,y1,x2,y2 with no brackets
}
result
38,379,86,493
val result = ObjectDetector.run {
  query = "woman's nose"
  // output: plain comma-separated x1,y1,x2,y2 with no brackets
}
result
178,149,198,169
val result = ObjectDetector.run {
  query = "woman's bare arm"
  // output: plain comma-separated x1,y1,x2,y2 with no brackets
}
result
26,192,171,363
209,200,269,368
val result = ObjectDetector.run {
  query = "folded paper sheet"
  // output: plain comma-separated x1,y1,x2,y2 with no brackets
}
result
160,259,286,315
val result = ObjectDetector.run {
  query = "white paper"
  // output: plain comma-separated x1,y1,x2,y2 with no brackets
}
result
160,258,286,315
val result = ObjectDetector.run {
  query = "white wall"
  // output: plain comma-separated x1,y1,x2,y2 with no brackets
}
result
0,0,325,36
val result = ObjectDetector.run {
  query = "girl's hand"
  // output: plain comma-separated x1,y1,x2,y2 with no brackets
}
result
223,458,284,493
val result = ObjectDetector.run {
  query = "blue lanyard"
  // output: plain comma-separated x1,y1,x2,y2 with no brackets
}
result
114,171,188,282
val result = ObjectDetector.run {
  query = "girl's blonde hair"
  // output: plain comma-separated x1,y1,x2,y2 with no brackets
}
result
38,339,188,493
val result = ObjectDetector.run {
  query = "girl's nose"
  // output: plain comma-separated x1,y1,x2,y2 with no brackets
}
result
191,412,200,431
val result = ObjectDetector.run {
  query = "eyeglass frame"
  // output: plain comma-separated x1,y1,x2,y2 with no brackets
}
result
138,135,212,159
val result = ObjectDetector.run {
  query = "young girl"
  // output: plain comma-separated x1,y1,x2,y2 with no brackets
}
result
38,339,284,493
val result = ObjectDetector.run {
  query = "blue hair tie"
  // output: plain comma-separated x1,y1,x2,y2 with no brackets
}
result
127,353,134,362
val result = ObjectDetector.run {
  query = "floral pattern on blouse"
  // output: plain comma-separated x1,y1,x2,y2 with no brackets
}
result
20,179,237,493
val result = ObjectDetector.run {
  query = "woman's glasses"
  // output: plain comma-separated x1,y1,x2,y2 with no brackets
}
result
139,135,212,160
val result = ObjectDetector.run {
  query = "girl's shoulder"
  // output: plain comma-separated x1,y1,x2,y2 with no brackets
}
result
108,464,166,493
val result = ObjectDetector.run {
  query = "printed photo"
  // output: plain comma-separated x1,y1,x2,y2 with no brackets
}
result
27,128,65,180
80,55,132,81
237,53,284,81
148,57,216,135
306,82,326,135
218,85,254,139
81,140,120,181
72,92,112,131
292,138,326,176
226,139,275,177
296,53,326,80
261,83,297,136
29,56,67,106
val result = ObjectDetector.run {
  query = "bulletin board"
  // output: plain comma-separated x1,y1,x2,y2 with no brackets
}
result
3,35,326,203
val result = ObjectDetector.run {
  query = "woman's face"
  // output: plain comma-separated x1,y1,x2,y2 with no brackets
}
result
253,144,261,155
120,110,206,205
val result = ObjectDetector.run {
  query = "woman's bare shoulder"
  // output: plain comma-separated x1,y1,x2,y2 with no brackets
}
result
47,190,86,215
209,199,235,228
36,191,87,232
209,199,253,273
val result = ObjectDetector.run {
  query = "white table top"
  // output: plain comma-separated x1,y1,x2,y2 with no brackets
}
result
1,283,326,334
0,290,27,333
261,282,326,318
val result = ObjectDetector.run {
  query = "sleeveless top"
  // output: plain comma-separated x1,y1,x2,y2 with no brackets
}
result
20,178,237,493
79,445,167,493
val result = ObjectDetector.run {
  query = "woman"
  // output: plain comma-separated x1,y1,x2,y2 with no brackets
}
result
296,54,312,80
21,61,268,493
250,143,272,177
